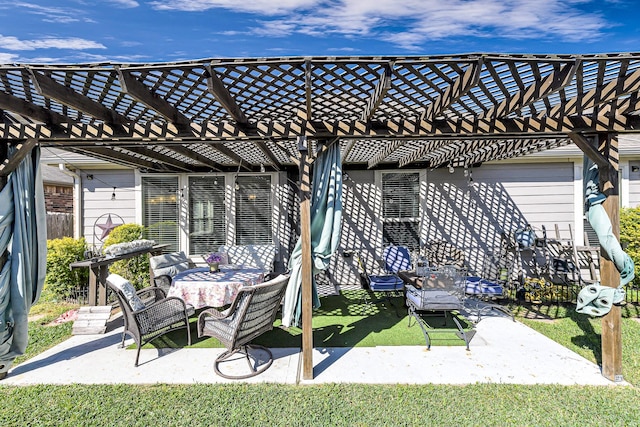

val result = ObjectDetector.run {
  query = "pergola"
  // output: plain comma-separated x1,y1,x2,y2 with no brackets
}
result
2,52,639,381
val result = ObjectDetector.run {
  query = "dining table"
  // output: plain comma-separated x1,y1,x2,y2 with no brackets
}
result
167,266,265,309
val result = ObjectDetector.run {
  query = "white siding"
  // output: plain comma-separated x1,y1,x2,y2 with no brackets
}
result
82,170,137,250
629,160,640,208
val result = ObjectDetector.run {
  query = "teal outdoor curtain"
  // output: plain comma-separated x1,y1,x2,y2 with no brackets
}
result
282,144,343,328
576,156,634,317
0,146,47,376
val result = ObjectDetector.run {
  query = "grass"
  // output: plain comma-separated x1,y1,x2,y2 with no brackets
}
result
14,300,79,367
4,295,640,426
1,383,639,426
154,289,471,349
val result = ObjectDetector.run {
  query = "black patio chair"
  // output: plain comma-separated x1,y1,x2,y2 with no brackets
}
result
106,273,194,366
197,274,290,379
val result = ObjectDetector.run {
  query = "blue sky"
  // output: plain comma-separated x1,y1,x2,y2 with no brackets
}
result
0,0,638,64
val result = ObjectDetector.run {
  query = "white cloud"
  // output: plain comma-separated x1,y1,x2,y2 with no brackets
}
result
107,0,140,7
149,0,320,15
0,35,106,51
4,2,86,23
0,52,19,63
157,0,609,50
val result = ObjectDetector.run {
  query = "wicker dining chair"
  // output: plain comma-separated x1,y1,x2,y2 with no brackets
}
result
197,274,290,379
106,273,194,366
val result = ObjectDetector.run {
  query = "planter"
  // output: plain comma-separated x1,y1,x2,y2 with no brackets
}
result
208,262,219,272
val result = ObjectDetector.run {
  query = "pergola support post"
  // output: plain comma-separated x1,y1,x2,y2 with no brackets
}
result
573,131,623,382
597,133,623,382
297,136,314,380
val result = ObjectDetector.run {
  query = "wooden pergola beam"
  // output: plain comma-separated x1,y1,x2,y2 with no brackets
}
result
28,70,129,126
124,146,194,172
0,92,71,126
204,65,248,125
304,60,313,121
449,138,569,168
72,146,173,172
360,62,394,121
568,132,609,169
546,67,640,118
398,139,464,167
3,111,639,143
367,140,407,168
117,69,193,134
0,138,37,177
168,144,224,172
479,62,577,119
254,140,282,171
422,58,483,122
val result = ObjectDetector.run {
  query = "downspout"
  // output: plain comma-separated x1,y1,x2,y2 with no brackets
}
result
58,164,83,239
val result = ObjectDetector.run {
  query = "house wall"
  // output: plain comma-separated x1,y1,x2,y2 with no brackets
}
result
81,170,136,251
328,162,576,286
44,184,73,213
629,160,640,208
75,161,579,285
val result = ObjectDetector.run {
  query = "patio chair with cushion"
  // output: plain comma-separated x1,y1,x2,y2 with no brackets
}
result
106,273,195,366
197,273,290,379
405,266,476,350
355,245,412,315
149,251,195,293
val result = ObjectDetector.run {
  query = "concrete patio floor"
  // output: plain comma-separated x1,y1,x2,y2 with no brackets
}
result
0,312,627,387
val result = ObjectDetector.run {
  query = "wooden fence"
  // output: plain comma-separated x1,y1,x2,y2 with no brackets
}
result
46,212,73,239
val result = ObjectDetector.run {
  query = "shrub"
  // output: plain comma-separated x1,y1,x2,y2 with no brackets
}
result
103,223,150,289
45,237,89,301
621,206,640,287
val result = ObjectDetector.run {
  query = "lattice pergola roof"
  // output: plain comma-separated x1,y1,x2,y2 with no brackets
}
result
2,53,640,172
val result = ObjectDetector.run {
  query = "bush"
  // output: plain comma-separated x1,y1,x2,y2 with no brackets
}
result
621,206,640,287
45,237,89,301
103,223,150,289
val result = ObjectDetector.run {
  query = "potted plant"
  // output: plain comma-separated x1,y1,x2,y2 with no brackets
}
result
205,252,224,272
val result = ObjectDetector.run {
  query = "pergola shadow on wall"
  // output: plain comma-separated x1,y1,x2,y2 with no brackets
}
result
2,53,639,381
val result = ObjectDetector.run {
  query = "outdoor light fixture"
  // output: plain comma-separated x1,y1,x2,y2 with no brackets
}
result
86,174,93,180
448,163,455,174
260,163,266,173
111,187,116,201
632,166,640,172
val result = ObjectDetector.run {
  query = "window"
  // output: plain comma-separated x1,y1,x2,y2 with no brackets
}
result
235,175,272,245
381,172,420,250
142,176,179,252
189,176,226,254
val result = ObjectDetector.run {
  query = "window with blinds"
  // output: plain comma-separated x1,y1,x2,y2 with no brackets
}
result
189,176,226,254
141,176,180,252
235,175,272,245
382,172,420,250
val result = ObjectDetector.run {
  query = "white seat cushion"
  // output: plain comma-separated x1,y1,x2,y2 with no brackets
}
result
107,273,145,311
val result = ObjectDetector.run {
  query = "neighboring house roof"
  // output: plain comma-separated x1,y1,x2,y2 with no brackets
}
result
41,163,74,186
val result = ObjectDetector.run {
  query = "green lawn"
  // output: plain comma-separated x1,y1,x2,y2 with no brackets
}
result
1,383,639,426
2,298,640,426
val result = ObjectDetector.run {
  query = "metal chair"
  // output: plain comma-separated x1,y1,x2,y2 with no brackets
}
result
106,273,194,366
197,274,290,379
354,245,412,316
